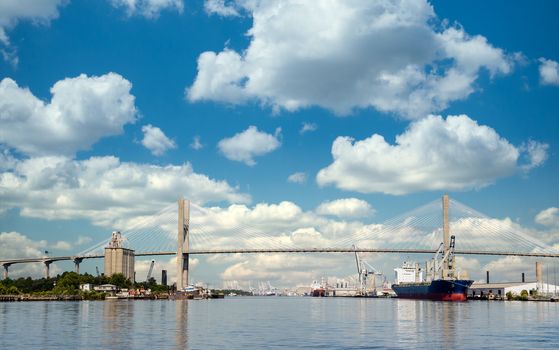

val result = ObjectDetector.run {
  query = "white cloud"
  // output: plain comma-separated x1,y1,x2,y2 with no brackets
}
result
300,122,317,135
110,0,184,18
536,207,559,228
204,0,240,17
287,172,306,184
190,135,204,150
317,114,548,195
135,257,199,284
188,0,512,119
482,256,538,283
141,124,176,156
0,73,137,156
218,126,281,166
0,0,65,66
51,240,72,251
0,232,61,278
316,198,374,219
0,154,250,227
520,140,549,172
538,58,559,86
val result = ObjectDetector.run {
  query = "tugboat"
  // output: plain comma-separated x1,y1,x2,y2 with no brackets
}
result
391,195,473,301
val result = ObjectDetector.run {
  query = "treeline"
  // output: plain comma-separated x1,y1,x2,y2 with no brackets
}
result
0,272,169,296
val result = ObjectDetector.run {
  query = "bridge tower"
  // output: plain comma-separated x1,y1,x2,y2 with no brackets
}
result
176,198,190,290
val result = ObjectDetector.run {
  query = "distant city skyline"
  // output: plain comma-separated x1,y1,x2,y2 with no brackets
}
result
0,0,558,287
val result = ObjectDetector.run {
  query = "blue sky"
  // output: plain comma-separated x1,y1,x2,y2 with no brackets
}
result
1,0,558,286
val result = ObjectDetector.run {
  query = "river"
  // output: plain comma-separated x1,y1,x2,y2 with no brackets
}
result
1,297,558,349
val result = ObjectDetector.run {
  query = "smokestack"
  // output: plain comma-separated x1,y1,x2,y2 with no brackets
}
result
536,262,543,284
486,271,490,284
522,272,525,283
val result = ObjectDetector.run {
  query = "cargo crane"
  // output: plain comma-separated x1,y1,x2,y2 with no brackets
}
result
353,245,383,296
427,235,456,280
146,260,155,281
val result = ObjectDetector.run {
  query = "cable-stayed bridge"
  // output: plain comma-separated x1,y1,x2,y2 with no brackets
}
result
2,196,559,283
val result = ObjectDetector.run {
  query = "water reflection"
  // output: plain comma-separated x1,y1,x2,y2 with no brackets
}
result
395,300,467,348
175,300,189,349
102,300,136,349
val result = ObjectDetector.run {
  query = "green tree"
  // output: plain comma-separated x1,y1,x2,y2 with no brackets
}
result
109,273,131,288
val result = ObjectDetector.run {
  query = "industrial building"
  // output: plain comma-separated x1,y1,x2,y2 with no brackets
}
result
470,281,559,299
104,231,135,281
471,262,559,299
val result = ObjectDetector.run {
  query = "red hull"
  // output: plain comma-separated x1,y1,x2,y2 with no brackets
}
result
312,289,326,297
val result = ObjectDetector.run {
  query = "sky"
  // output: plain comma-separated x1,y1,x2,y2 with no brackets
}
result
0,0,558,288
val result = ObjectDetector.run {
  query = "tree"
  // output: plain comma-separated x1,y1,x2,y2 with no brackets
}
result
109,273,131,288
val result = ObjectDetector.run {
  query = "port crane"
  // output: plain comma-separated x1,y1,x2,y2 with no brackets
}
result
427,235,456,280
353,245,383,296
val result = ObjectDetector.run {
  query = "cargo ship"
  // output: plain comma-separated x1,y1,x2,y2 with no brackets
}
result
310,279,326,297
391,236,473,301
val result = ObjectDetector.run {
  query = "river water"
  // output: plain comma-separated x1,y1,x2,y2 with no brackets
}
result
1,297,558,349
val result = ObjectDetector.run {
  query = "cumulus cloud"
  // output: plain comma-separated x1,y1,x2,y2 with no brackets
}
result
0,73,137,156
188,0,512,119
316,198,374,219
190,135,204,150
481,256,539,283
536,208,559,228
300,122,318,135
317,115,548,195
520,140,549,172
204,0,240,17
538,58,559,86
0,0,65,66
135,257,199,284
0,154,250,227
218,126,281,165
110,0,184,18
287,172,306,184
141,124,177,156
0,232,63,278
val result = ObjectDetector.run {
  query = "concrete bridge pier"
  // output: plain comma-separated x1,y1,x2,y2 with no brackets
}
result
177,198,190,290
44,261,52,279
73,257,83,274
3,263,11,280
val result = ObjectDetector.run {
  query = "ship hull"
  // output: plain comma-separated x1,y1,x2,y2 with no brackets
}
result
392,279,473,301
311,288,326,297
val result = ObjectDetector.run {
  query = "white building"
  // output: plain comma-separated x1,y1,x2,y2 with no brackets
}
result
79,283,93,292
470,281,559,299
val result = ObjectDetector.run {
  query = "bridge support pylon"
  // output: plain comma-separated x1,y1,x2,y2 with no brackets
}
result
176,198,190,291
3,263,10,280
44,261,52,279
73,257,83,274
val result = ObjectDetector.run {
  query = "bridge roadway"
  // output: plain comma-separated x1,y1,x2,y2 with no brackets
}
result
2,248,559,266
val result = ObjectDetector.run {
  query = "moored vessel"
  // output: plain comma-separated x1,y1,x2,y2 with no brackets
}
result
310,279,326,297
391,195,473,301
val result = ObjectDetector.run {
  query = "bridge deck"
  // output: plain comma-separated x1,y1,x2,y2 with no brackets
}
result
2,248,559,266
